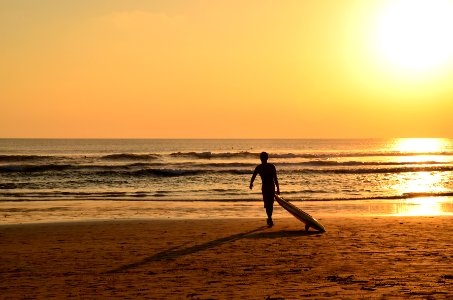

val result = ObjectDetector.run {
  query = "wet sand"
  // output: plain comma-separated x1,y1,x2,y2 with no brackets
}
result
1,216,453,299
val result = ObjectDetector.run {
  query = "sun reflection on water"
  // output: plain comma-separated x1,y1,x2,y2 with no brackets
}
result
392,138,450,153
389,138,452,216
393,172,446,194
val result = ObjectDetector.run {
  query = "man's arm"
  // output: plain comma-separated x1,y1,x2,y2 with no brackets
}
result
274,165,280,194
250,167,258,190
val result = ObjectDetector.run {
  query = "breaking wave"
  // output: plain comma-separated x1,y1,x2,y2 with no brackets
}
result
2,190,453,202
1,161,452,175
2,151,452,164
168,151,453,159
298,165,453,174
0,155,57,162
133,168,206,177
100,153,160,160
0,164,73,173
170,151,259,159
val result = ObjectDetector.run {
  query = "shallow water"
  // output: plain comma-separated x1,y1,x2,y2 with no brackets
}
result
1,198,453,225
1,138,453,223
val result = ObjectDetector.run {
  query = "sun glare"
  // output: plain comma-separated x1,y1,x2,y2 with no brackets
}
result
393,138,449,153
393,197,451,216
374,0,453,72
389,137,452,216
390,169,450,216
393,172,446,194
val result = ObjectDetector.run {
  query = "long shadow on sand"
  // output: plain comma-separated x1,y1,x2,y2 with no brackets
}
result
106,227,322,274
246,230,321,239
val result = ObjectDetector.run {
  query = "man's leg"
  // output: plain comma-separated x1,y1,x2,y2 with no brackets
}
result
266,205,273,225
265,200,272,217
263,192,274,227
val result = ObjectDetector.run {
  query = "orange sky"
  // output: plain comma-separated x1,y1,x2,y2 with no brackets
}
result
1,0,453,138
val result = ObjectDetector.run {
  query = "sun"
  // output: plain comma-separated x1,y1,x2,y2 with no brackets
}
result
374,0,453,72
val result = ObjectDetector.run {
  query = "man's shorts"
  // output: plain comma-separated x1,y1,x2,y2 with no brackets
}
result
262,190,275,208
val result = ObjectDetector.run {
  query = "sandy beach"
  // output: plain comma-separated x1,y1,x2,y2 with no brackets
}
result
1,216,452,299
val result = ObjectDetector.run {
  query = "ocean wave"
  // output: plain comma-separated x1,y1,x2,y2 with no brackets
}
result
401,191,453,198
133,168,206,177
275,152,453,159
0,163,161,173
135,168,254,176
297,191,453,201
0,155,56,162
100,153,160,160
287,160,448,167
224,169,253,175
0,164,73,173
197,162,256,168
168,151,323,159
298,165,453,174
168,151,453,160
188,160,450,170
134,160,448,168
2,152,452,169
2,190,453,202
0,183,18,189
170,151,259,159
2,163,452,176
93,168,252,177
2,157,452,176
0,191,132,200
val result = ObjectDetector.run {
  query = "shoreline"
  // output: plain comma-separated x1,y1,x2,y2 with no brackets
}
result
1,197,453,225
1,216,453,298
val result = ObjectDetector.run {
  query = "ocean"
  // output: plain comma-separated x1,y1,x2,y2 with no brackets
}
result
1,138,453,223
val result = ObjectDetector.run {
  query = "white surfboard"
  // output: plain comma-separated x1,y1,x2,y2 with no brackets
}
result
275,194,326,232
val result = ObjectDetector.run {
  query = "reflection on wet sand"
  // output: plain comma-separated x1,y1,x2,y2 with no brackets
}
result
390,197,453,216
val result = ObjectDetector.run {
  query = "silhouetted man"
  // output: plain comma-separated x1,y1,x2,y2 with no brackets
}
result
249,152,280,227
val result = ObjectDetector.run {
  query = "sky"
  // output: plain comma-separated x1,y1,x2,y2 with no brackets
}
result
1,0,453,138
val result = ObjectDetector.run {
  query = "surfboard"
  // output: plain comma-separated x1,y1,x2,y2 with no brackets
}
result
275,194,326,232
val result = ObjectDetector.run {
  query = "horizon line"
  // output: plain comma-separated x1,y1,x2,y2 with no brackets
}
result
0,137,449,140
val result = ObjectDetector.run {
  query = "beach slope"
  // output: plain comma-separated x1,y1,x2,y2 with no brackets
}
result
1,217,453,299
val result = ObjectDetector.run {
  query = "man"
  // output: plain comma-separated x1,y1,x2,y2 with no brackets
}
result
249,152,280,227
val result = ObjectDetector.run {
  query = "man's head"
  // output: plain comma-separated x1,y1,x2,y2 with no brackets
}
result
260,152,268,163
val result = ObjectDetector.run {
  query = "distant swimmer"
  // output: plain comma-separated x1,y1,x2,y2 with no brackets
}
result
249,152,280,227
